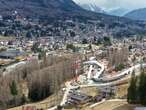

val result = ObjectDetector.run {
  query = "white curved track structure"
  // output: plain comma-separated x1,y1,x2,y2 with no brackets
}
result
83,60,105,80
83,57,146,82
80,64,144,87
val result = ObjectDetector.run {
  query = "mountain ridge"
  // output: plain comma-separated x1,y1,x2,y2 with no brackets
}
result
108,8,130,16
0,0,85,18
1,0,143,23
0,0,134,22
124,8,146,20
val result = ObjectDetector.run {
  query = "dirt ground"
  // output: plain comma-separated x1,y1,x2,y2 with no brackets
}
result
8,92,63,110
80,87,99,97
116,84,129,98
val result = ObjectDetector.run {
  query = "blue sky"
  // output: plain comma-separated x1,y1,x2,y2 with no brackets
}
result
73,0,146,11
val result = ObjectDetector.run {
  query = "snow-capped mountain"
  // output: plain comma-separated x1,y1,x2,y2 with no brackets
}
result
79,3,105,13
78,3,130,17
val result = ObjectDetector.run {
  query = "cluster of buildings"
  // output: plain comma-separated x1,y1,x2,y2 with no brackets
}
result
66,90,92,106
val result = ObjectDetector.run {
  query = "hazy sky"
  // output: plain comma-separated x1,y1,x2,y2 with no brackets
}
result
73,0,146,11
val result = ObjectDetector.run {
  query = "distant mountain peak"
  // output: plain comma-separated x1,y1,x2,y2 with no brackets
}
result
107,8,130,16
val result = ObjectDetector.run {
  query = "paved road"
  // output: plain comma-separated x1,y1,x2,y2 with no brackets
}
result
60,82,71,106
60,82,80,106
98,63,146,82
